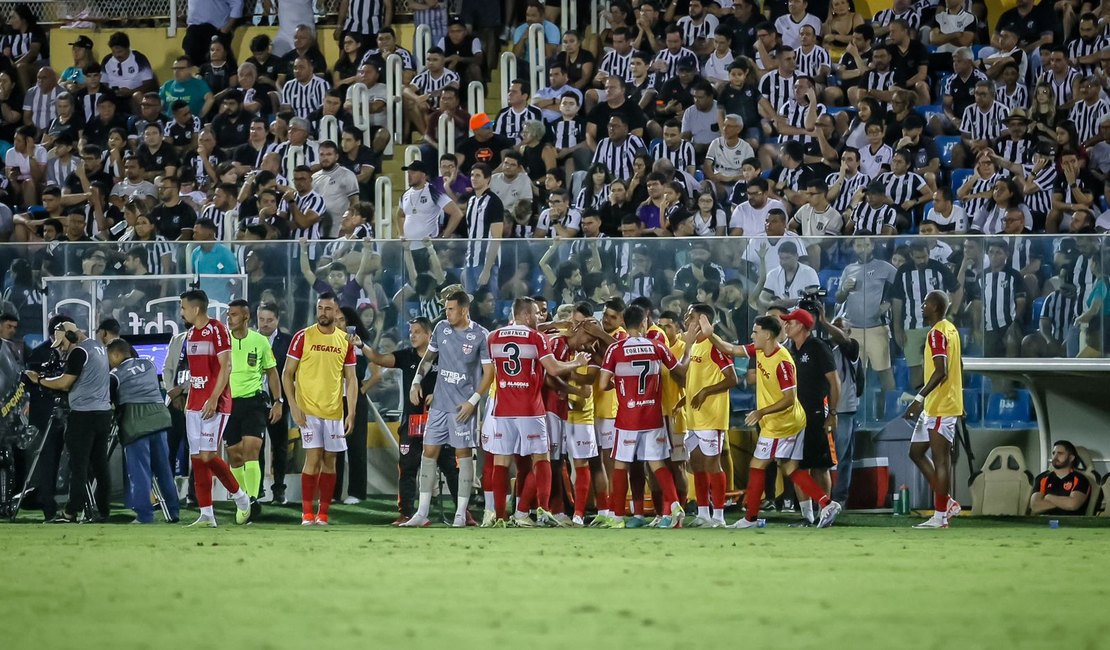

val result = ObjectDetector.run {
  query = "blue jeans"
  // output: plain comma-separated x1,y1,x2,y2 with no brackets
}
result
831,413,857,505
124,430,181,523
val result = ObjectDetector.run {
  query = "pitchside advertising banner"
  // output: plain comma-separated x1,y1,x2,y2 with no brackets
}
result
41,274,249,338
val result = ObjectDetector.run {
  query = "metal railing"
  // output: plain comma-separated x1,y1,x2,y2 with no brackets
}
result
385,53,404,156
499,51,516,110
467,81,486,131
282,145,306,180
527,23,546,97
404,145,422,167
437,112,455,158
374,175,393,239
413,24,433,72
317,114,340,145
560,0,578,38
348,82,377,148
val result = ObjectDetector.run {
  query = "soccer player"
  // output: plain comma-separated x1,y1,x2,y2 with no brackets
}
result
703,314,843,529
487,297,589,527
403,291,493,528
578,298,625,521
283,292,359,526
631,296,670,526
903,290,964,529
657,310,690,512
224,299,283,521
540,305,574,524
179,290,252,527
598,304,694,529
682,304,738,528
563,303,605,526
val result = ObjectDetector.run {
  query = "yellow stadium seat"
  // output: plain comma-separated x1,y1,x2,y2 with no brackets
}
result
969,446,1033,516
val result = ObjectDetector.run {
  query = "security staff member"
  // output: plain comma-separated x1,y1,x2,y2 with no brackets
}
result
354,316,464,525
26,322,113,523
226,299,282,518
257,302,293,504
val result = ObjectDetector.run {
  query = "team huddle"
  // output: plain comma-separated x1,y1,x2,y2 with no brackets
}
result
178,283,963,530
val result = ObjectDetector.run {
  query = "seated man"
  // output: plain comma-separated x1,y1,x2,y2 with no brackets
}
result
1030,440,1092,516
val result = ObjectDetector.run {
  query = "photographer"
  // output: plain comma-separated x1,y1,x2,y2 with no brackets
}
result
107,340,180,524
23,314,74,522
25,322,113,523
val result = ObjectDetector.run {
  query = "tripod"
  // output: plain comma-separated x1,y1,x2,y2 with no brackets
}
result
6,404,62,522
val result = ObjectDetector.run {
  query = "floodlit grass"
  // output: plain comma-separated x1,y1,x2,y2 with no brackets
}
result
2,502,1107,649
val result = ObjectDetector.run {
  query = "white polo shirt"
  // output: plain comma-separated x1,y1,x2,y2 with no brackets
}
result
400,184,451,248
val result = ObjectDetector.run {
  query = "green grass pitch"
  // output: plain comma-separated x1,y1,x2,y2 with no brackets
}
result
3,502,1108,649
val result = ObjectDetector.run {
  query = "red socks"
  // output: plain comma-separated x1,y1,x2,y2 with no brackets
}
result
192,458,213,508
694,471,710,507
517,468,537,514
934,492,948,513
630,463,645,516
534,459,552,512
745,467,765,521
610,467,629,516
302,472,319,517
653,466,679,516
492,464,509,519
788,470,830,508
206,456,240,493
482,452,494,495
318,473,336,516
574,466,591,517
710,471,727,511
549,460,566,515
514,456,532,500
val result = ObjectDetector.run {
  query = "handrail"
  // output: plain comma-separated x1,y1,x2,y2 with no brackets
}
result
317,114,339,145
560,0,578,38
499,51,516,110
414,24,433,71
527,23,546,97
374,175,393,240
467,80,485,130
348,82,375,147
405,145,422,167
437,112,456,158
167,0,177,37
385,53,404,155
282,145,305,180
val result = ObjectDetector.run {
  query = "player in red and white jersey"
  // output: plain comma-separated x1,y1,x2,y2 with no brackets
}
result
540,312,573,525
487,297,589,527
629,296,674,526
179,290,252,527
598,304,696,529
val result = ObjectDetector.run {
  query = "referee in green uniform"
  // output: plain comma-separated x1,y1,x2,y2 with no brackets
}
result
226,299,283,520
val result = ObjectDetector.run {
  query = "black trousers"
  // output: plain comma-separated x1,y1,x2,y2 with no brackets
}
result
30,404,66,519
64,411,113,518
335,395,369,500
263,410,290,498
182,23,231,67
397,427,459,517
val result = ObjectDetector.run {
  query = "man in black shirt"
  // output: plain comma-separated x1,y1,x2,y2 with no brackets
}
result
887,19,932,105
210,90,251,149
586,76,648,147
1030,440,1091,515
22,315,73,521
354,317,466,525
136,123,181,180
83,96,128,149
781,307,840,525
149,176,197,240
996,0,1057,52
456,113,513,173
339,124,380,197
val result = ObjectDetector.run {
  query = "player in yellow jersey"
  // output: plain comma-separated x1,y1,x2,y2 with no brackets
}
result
658,310,689,515
283,293,359,525
563,303,605,526
903,291,964,529
682,304,738,528
704,314,842,529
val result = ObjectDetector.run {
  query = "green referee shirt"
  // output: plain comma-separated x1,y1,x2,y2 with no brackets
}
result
229,329,277,399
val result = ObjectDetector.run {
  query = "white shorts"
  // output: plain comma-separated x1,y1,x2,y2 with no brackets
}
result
300,415,348,452
612,427,671,463
186,410,228,454
753,431,805,462
595,418,616,450
480,397,496,451
424,407,478,448
911,414,958,444
564,422,599,460
488,415,548,456
546,412,565,457
684,429,725,456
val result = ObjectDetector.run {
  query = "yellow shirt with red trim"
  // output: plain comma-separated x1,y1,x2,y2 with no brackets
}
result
748,343,807,439
661,336,685,418
566,364,596,425
288,324,356,420
593,327,626,420
684,338,733,431
923,319,963,417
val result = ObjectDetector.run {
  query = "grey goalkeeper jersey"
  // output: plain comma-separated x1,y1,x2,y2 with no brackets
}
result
428,320,491,412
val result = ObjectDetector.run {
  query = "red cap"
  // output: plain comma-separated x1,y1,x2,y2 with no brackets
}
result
782,308,815,330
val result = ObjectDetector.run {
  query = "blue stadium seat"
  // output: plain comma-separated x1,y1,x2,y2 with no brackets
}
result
963,372,984,390
1032,297,1046,324
950,168,973,195
824,106,856,116
496,300,514,322
892,358,910,391
730,387,755,412
933,73,952,98
984,390,1036,429
913,104,944,121
818,269,841,307
971,44,987,59
935,136,961,167
24,333,44,349
963,389,982,426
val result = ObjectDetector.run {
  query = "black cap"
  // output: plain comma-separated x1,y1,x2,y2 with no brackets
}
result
69,35,94,50
250,34,271,52
403,159,433,175
448,16,466,27
677,58,697,72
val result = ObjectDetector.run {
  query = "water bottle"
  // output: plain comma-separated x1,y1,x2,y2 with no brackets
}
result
893,484,910,515
892,490,901,516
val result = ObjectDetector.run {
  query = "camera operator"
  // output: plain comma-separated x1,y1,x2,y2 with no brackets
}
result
107,339,180,524
25,322,113,523
23,314,74,522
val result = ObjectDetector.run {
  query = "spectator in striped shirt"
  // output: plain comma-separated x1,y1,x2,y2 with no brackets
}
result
403,47,460,138
677,0,719,58
957,80,1008,168
845,181,898,235
982,239,1027,358
1040,47,1081,111
592,114,646,182
652,119,697,177
1049,150,1096,232
280,56,331,120
651,26,700,78
1069,76,1109,146
794,26,831,96
1024,280,1077,357
494,79,544,144
1069,14,1105,76
826,147,870,216
549,93,591,173
892,241,957,386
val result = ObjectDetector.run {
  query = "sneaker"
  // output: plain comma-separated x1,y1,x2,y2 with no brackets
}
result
571,515,586,527
588,514,609,528
645,516,662,528
709,518,726,528
314,514,329,526
492,518,508,528
659,515,674,528
250,499,262,521
686,516,714,528
552,513,572,527
301,514,315,526
817,500,842,529
452,514,467,528
946,497,962,520
602,517,626,529
342,496,361,505
728,518,759,529
391,515,411,527
50,513,76,524
913,515,948,529
188,514,218,528
760,498,777,512
780,499,796,513
235,506,251,525
511,513,535,527
535,507,563,527
480,510,497,528
669,502,685,529
400,513,431,527
625,515,647,529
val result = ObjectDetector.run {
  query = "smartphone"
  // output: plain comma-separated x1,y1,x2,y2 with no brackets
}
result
346,326,357,337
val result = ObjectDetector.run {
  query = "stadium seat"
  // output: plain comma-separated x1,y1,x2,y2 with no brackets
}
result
1032,297,1046,324
818,269,840,308
971,44,987,59
1074,447,1102,516
569,170,587,199
824,106,856,116
24,333,44,350
969,446,1033,516
892,358,909,391
913,104,944,123
730,386,755,412
950,168,973,195
935,136,961,167
962,389,981,425
983,390,1035,429
933,73,952,99
496,300,514,322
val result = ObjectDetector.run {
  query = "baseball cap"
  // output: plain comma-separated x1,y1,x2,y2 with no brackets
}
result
52,321,79,348
778,240,799,256
469,112,492,131
402,159,434,175
781,308,815,330
69,35,94,50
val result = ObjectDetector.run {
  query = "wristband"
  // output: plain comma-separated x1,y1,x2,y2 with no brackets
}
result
467,392,481,406
411,374,423,388
913,394,924,404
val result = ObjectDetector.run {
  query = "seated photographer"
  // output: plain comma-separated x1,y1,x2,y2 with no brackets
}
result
108,339,180,524
1030,440,1091,516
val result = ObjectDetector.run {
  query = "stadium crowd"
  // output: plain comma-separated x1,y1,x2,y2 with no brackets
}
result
0,0,1106,525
